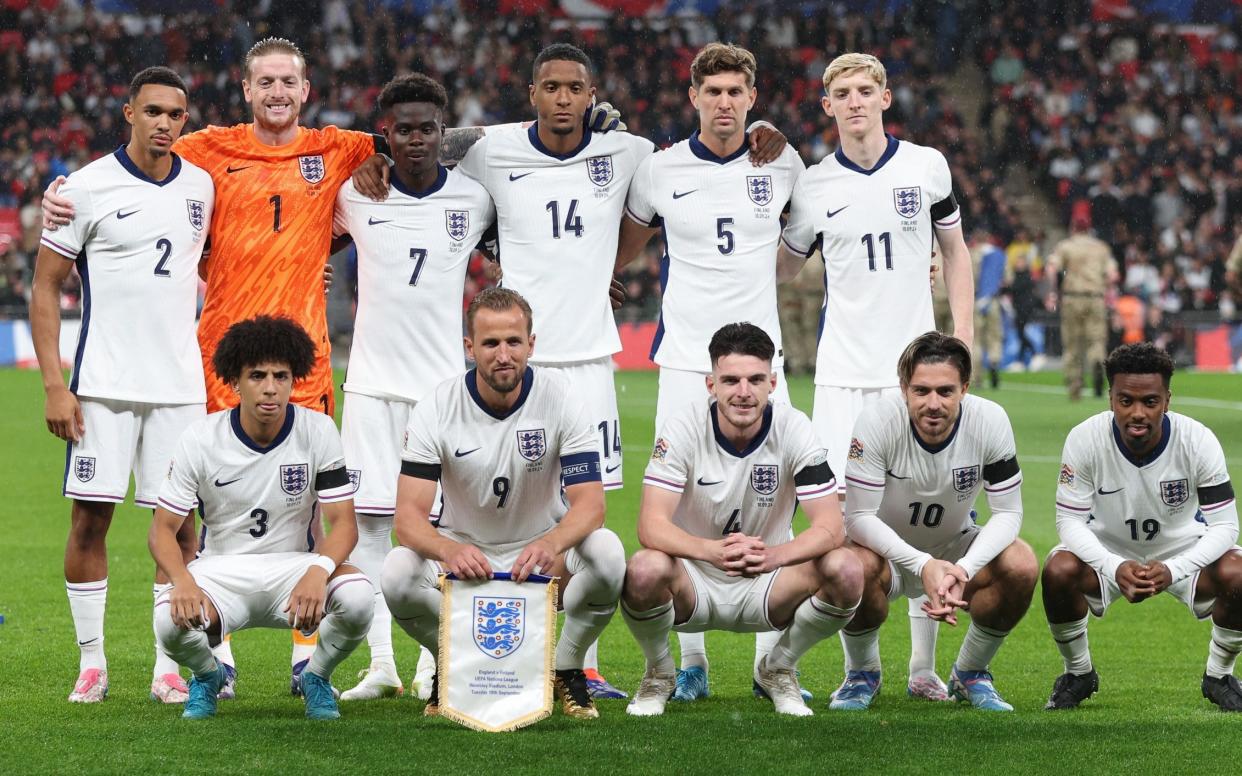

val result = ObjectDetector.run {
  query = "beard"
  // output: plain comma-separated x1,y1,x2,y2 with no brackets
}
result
480,365,521,395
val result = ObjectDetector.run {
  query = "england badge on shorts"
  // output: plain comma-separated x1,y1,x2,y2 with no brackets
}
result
516,429,546,462
445,210,469,241
953,465,980,493
747,175,773,206
74,456,95,483
298,155,326,184
1161,478,1189,507
280,463,309,495
586,155,613,187
751,464,778,495
894,186,922,218
186,199,205,231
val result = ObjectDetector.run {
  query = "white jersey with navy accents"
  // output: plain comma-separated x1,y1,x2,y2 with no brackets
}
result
39,146,214,404
643,400,836,580
333,166,495,402
401,366,600,550
157,405,353,556
456,125,655,363
1056,411,1238,585
625,133,804,372
844,393,1023,578
781,136,960,388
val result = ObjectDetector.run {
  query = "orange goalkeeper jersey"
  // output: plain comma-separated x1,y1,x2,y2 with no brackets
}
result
174,124,374,413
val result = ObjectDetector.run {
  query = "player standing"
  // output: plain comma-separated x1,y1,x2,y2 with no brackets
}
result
834,332,1037,711
151,317,372,720
614,42,806,702
31,67,214,704
622,323,861,717
331,74,495,701
380,288,626,720
777,53,976,699
1042,343,1242,711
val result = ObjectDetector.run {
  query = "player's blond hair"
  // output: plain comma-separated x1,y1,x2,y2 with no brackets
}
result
244,37,306,80
822,52,887,93
691,42,757,89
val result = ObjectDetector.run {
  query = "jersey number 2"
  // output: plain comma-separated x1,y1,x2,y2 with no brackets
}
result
154,239,172,277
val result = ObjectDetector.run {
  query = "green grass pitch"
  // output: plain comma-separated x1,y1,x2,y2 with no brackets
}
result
1,367,1240,774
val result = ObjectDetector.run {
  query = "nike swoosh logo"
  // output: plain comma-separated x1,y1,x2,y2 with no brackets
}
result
77,638,99,646
368,217,391,226
226,165,252,174
605,463,621,474
214,477,242,487
826,206,849,218
696,477,723,486
1097,486,1123,495
885,469,910,480
672,189,698,199
508,172,534,181
454,447,480,458
116,210,139,219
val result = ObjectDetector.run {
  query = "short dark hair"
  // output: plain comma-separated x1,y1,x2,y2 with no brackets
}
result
212,316,316,383
378,73,448,114
708,322,775,367
897,331,972,386
690,42,757,89
532,43,593,82
129,66,188,100
1105,342,1174,388
466,288,533,336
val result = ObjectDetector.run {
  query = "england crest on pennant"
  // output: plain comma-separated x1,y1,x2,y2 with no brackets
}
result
473,596,525,658
751,464,779,495
1161,479,1189,507
953,465,980,493
298,154,326,184
74,456,95,483
445,209,469,241
280,463,309,496
517,429,546,462
186,199,205,231
893,186,922,218
747,175,773,206
586,155,613,187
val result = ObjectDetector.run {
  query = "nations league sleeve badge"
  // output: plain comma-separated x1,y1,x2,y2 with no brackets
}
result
437,573,558,732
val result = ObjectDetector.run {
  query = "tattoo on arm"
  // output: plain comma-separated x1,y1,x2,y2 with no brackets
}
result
440,127,486,165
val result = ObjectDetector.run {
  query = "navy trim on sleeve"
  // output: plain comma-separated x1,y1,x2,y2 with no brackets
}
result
794,461,835,487
560,451,602,486
930,193,959,221
315,466,350,490
402,461,442,481
1200,481,1235,507
982,456,1020,485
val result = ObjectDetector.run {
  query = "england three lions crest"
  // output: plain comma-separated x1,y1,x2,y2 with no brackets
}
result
445,210,469,241
586,155,613,187
953,465,980,493
517,429,546,462
74,456,95,483
474,596,524,658
298,155,326,184
280,463,309,496
1161,478,1189,507
751,464,779,495
186,199,205,231
747,175,773,206
893,186,922,218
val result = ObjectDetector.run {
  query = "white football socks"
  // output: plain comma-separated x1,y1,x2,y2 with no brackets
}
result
1049,616,1092,675
840,626,882,672
766,595,858,671
955,622,1009,672
66,578,107,673
152,583,180,677
1206,624,1242,679
621,600,675,675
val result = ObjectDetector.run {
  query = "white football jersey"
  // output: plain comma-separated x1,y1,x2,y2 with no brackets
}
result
456,125,655,363
781,136,961,388
1056,411,1236,582
625,133,804,372
844,393,1020,550
401,366,600,550
158,405,353,556
39,147,214,404
643,400,836,580
334,166,495,402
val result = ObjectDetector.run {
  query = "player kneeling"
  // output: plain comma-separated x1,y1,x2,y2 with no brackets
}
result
1043,343,1242,711
622,323,862,717
836,332,1037,712
381,289,625,720
150,317,373,720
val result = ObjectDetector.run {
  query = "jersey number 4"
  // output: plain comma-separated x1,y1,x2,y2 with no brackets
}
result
546,200,584,238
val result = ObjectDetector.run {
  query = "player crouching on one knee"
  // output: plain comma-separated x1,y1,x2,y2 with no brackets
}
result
621,322,863,718
1042,342,1242,712
835,332,1038,712
150,317,373,720
380,288,626,720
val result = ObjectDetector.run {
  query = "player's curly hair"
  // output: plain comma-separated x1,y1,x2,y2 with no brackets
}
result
466,288,533,337
532,43,594,82
1105,342,1174,388
212,316,316,384
244,37,306,79
378,73,448,114
708,322,774,367
897,331,972,386
129,66,187,99
691,42,757,89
